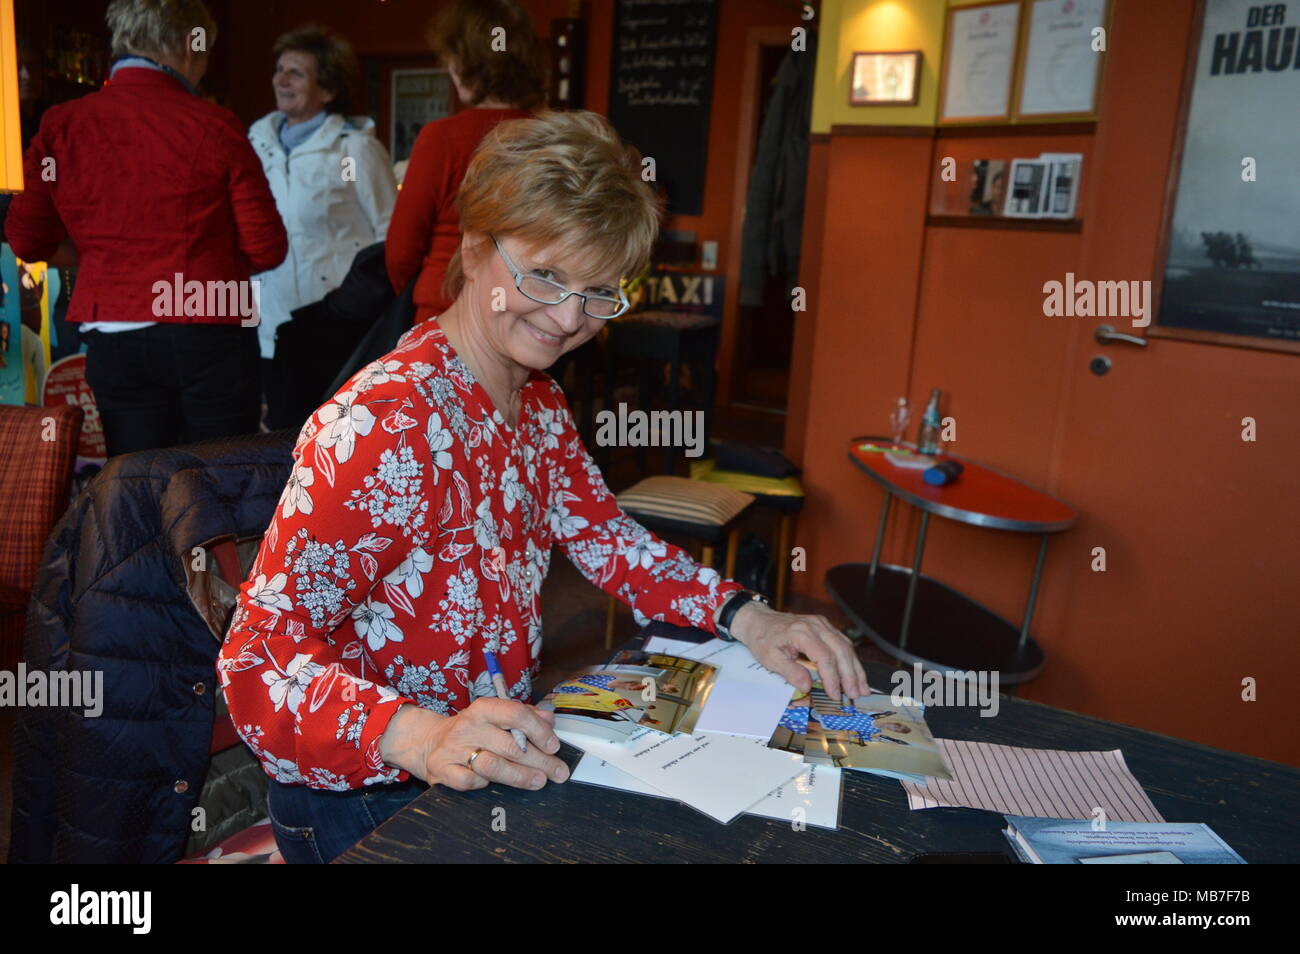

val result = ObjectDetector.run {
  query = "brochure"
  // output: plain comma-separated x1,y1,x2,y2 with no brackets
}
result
1002,816,1246,864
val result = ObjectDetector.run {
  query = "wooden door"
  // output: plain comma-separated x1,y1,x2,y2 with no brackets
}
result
1036,0,1300,763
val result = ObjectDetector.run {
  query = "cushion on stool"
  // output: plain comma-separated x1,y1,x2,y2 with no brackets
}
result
689,459,806,513
714,440,799,478
617,476,754,541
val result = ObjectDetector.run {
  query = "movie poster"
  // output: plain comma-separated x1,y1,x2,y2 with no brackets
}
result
1157,0,1300,346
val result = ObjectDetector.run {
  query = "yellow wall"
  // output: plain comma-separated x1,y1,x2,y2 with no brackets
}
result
811,0,948,132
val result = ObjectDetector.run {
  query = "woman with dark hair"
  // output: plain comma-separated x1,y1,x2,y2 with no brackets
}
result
248,24,397,405
385,0,548,322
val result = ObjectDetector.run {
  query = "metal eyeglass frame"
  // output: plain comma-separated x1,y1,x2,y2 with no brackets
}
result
492,235,630,320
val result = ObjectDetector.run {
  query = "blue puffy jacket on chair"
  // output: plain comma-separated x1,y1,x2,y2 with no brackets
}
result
8,430,296,863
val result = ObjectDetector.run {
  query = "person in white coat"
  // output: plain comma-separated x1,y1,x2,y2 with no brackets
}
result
249,25,397,383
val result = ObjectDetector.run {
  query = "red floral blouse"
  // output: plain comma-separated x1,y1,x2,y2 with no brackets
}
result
219,321,740,790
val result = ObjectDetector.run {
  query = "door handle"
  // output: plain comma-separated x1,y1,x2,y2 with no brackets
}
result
1095,324,1148,347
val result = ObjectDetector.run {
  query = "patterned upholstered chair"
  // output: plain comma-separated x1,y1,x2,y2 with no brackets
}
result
0,403,83,672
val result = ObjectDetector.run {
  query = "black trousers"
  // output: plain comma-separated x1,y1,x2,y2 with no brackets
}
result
83,323,261,458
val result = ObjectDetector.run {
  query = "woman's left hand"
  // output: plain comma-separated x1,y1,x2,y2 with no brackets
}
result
729,602,870,701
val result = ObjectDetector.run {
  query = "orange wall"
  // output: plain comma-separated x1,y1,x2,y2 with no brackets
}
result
788,0,1300,765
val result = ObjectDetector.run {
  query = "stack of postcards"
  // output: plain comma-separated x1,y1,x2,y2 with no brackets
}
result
543,636,949,827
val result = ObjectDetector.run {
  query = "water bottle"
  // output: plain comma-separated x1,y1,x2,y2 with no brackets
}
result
917,389,942,455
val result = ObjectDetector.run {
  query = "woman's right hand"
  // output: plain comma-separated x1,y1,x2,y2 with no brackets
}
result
379,699,570,791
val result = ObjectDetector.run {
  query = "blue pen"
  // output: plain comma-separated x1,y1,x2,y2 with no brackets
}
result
484,651,528,753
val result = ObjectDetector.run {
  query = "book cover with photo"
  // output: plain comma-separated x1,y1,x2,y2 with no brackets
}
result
540,652,719,742
1004,158,1050,217
1003,816,1246,864
800,688,952,782
968,159,1008,216
1039,153,1083,219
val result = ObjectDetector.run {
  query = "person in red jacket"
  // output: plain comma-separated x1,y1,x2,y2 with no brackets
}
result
4,0,287,458
220,110,869,863
385,0,546,323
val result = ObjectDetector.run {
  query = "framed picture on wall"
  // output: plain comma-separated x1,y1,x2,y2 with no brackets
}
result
1152,0,1300,353
364,55,460,167
1013,0,1112,121
938,1,1022,123
849,50,922,106
390,69,452,164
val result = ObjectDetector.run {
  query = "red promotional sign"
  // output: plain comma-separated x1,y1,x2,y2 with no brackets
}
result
42,353,106,464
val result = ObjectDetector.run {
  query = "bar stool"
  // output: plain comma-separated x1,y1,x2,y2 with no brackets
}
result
600,310,720,476
605,475,755,647
689,458,806,610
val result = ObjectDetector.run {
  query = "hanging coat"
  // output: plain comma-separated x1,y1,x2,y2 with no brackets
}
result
738,31,818,308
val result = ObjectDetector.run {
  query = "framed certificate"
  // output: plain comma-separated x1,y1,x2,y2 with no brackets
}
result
1014,0,1111,120
939,1,1022,123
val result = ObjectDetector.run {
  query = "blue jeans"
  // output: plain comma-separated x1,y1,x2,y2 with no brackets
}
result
267,777,428,864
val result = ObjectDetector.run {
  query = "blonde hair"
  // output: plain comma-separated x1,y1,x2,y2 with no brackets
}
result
446,110,661,301
106,0,218,60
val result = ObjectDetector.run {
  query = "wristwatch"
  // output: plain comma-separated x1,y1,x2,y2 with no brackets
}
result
715,589,768,642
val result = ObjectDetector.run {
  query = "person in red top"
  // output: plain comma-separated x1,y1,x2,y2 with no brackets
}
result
385,0,546,322
220,110,868,863
4,0,287,458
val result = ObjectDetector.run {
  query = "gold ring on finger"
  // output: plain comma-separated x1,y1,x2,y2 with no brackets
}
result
466,747,485,770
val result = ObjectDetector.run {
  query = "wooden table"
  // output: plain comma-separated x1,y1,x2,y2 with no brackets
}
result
826,439,1077,684
336,626,1298,864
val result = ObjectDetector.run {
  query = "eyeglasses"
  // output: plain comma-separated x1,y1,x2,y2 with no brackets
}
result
493,236,629,320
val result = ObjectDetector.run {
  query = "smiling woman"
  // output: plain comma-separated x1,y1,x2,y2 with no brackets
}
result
217,110,869,864
248,24,397,422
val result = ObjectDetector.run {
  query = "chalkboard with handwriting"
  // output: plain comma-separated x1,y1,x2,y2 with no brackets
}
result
608,0,718,216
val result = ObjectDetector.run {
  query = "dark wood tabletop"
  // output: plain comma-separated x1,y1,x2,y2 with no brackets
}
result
848,440,1077,532
336,628,1298,864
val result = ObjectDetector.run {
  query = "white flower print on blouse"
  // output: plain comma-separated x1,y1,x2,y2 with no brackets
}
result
352,358,407,394
624,533,669,570
246,573,293,614
348,440,429,541
280,465,315,518
500,464,527,514
547,490,589,539
425,411,454,478
473,496,500,551
219,323,742,793
536,407,565,450
353,599,403,652
386,547,433,598
262,652,326,714
317,390,376,464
